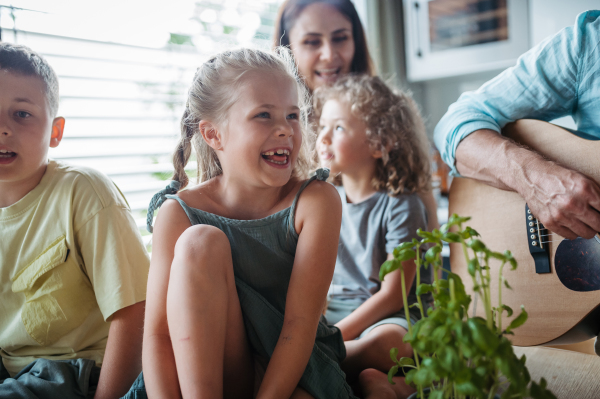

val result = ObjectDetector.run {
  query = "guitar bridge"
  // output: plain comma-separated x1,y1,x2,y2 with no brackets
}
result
525,205,551,273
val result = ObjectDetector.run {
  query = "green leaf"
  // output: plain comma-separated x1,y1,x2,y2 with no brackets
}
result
500,304,513,317
398,357,415,367
442,232,461,243
379,259,400,281
468,239,486,252
425,245,442,263
387,365,398,384
506,306,528,333
416,284,434,296
438,346,459,371
455,381,484,397
390,347,399,363
504,279,512,289
393,242,416,255
429,391,444,399
467,317,499,354
505,250,518,269
464,226,480,238
396,249,417,262
467,258,478,276
448,213,471,225
417,228,434,239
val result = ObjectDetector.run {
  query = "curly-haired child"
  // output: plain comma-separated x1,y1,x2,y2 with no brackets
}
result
314,74,433,399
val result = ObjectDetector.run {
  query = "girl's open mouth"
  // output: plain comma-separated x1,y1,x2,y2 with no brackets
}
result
261,149,290,166
0,150,16,164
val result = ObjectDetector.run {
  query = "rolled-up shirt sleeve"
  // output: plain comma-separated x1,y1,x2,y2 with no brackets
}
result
433,11,588,176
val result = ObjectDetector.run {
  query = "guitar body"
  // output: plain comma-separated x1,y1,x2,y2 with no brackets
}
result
448,120,600,346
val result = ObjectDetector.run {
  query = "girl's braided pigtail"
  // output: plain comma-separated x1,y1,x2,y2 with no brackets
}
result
172,105,196,190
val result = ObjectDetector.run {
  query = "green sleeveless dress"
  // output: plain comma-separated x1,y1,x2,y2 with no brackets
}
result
162,170,357,399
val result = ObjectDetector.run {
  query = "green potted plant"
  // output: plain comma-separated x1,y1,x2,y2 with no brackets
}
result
380,214,556,399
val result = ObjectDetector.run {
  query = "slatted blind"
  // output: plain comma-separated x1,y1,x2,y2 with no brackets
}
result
0,1,282,248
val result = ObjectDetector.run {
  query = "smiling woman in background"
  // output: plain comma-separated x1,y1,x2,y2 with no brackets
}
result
273,0,374,92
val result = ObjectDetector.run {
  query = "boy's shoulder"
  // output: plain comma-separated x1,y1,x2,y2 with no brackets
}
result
47,160,129,210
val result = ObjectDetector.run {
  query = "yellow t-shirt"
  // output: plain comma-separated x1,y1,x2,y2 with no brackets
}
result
0,160,150,376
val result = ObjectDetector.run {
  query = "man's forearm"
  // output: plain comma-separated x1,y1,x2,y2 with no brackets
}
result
455,129,548,196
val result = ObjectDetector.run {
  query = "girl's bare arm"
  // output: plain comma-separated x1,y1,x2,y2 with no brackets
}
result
256,181,342,399
142,200,191,399
335,255,417,341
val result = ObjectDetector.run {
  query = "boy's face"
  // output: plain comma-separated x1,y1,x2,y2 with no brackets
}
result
0,70,64,187
317,98,379,175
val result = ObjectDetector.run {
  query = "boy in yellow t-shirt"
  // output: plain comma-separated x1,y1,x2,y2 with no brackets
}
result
0,43,150,398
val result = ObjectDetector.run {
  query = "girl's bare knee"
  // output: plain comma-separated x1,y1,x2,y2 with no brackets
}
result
175,225,230,254
171,225,232,281
366,325,412,360
174,225,230,262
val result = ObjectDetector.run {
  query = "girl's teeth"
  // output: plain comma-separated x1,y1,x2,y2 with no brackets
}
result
262,149,290,156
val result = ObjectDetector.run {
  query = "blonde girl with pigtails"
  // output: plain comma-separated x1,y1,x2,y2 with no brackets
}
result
121,48,358,399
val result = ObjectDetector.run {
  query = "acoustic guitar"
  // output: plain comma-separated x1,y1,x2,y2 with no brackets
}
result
448,119,600,346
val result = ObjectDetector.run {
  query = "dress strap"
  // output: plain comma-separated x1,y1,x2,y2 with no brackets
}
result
289,168,330,231
146,181,181,232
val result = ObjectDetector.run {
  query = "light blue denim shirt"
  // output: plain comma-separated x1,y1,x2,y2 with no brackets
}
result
434,10,600,176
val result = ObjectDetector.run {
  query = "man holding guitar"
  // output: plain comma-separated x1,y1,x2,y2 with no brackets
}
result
434,11,600,352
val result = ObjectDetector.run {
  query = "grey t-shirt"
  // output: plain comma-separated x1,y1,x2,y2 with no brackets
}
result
329,186,431,309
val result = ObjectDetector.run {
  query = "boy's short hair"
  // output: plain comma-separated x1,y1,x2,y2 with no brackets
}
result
0,42,59,117
313,74,432,195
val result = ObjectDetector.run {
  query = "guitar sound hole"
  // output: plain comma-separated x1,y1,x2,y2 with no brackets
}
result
555,237,600,292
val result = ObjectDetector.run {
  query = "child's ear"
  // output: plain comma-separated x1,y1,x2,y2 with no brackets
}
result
50,117,65,148
199,120,222,151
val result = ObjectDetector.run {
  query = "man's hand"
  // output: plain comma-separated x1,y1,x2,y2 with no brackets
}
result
520,161,600,240
455,129,600,240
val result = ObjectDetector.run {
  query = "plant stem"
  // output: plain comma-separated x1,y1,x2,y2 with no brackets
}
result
415,243,425,319
399,260,421,371
484,255,494,331
497,261,506,334
400,264,413,337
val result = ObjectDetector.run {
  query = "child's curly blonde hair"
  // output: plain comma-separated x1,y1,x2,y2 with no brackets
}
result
313,74,432,195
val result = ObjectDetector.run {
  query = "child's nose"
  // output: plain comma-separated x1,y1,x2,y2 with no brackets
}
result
276,123,293,137
318,129,332,144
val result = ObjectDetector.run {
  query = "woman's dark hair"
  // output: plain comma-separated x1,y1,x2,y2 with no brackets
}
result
273,0,375,77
